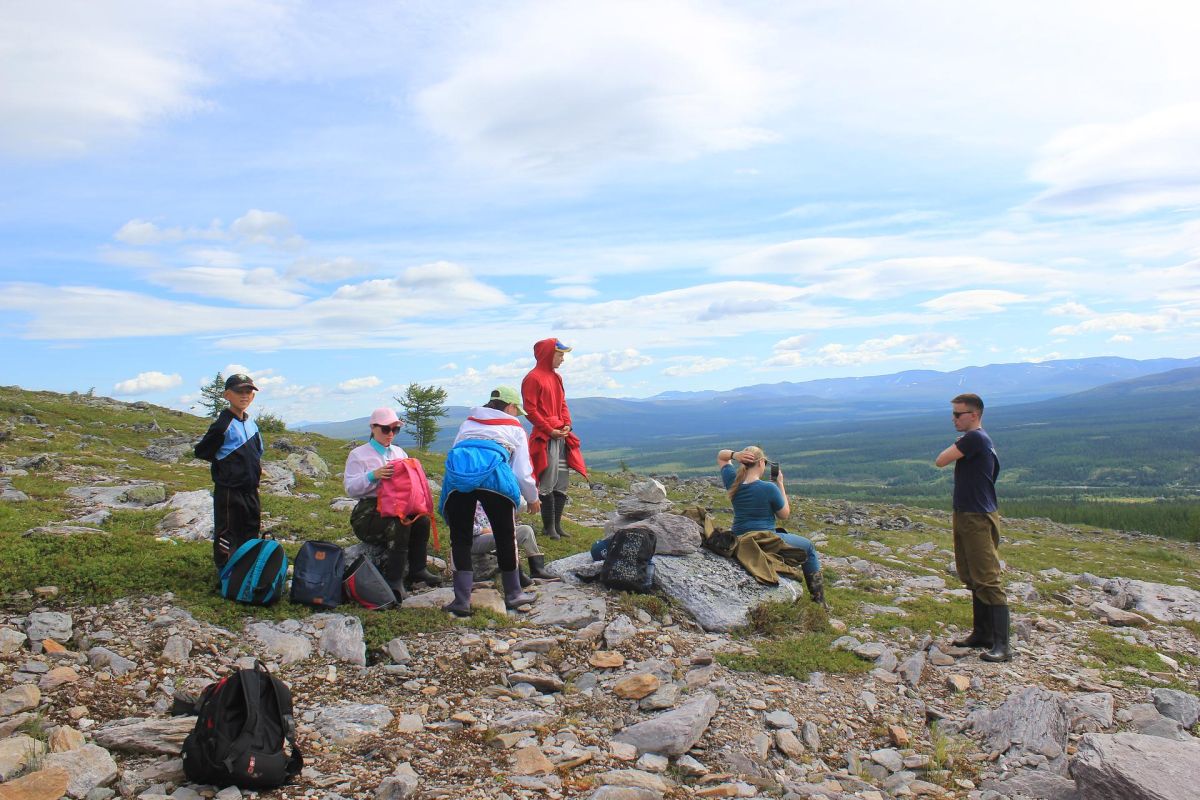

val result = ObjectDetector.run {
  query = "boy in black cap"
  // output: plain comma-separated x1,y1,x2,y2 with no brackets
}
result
194,374,265,570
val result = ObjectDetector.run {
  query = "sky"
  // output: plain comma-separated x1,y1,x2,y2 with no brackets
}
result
3,0,1200,423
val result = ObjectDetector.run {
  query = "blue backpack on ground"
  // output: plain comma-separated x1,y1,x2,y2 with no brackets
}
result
289,541,344,609
220,537,287,605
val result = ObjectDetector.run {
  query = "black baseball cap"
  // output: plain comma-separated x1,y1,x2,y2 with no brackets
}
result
224,374,259,391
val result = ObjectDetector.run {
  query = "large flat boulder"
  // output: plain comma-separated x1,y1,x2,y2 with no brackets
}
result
651,551,802,632
612,693,719,756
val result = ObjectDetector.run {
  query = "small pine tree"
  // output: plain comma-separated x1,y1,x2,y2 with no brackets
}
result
197,372,228,418
395,383,448,450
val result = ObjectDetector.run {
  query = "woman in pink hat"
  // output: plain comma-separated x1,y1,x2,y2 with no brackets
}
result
343,408,441,603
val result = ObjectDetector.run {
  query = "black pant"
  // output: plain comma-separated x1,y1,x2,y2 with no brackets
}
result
213,484,261,569
444,491,518,574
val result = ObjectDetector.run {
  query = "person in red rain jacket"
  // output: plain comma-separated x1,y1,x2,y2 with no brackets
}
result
521,338,587,540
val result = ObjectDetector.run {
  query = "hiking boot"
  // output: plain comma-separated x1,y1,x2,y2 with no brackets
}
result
527,554,555,580
501,569,537,609
952,594,993,649
803,570,829,609
980,604,1012,662
406,567,443,589
443,571,474,618
385,523,410,605
552,490,570,539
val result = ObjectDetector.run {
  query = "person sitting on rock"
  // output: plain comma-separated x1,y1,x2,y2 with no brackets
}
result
467,501,556,586
717,446,827,607
343,408,441,605
440,387,542,616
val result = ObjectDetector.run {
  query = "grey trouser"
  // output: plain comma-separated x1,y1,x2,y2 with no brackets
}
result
953,510,1006,606
472,524,541,557
537,438,569,494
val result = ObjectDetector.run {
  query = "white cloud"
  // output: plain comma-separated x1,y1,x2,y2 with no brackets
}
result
920,289,1028,315
566,349,653,374
163,267,309,308
416,0,782,176
337,375,382,392
548,285,600,300
773,334,813,352
662,356,733,377
1047,301,1094,317
1050,310,1181,336
764,333,963,368
322,263,510,314
1108,334,1133,343
113,371,182,395
114,219,225,246
230,210,301,247
287,256,370,282
1029,104,1200,216
719,237,875,277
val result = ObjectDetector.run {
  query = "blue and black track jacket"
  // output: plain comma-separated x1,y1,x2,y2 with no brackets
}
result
194,410,264,489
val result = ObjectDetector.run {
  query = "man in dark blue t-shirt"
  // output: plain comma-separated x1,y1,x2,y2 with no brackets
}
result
935,392,1010,662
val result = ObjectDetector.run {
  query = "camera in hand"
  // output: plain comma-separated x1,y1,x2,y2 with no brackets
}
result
765,460,779,481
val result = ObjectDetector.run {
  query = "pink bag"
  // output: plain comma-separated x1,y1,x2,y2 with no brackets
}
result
376,458,439,549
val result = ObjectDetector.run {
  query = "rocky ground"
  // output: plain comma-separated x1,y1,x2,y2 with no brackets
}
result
1,387,1199,800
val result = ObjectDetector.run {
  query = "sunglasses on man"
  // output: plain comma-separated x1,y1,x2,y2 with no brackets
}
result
952,410,977,418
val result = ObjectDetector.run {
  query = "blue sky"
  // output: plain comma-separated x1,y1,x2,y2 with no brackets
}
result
3,1,1199,423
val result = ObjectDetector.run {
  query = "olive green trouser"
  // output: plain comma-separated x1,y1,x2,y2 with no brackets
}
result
953,511,1007,606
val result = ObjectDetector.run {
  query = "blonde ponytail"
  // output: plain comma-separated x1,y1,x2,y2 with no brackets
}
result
727,445,766,500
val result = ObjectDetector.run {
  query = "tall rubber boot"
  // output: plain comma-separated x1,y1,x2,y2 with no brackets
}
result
952,594,993,648
539,494,559,539
443,570,474,617
501,569,537,609
980,605,1012,662
552,491,569,539
527,555,555,580
519,568,532,588
384,521,409,605
406,522,443,589
803,570,829,609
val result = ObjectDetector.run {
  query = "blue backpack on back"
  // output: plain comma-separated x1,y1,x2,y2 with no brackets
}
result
220,537,287,605
289,541,344,609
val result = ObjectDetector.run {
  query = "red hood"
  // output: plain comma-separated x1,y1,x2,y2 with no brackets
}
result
533,338,559,369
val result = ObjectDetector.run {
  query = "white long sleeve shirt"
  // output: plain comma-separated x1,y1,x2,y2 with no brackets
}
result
452,406,539,507
343,438,410,499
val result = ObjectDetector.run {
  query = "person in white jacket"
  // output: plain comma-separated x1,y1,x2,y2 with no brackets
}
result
440,387,541,616
343,407,441,603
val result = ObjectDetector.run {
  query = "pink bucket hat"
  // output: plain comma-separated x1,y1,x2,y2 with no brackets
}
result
369,408,402,427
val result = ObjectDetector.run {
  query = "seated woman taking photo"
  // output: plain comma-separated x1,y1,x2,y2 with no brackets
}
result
717,446,827,607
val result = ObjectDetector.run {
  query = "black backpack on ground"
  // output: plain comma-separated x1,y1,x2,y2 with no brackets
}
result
600,527,657,593
290,540,344,608
180,661,303,789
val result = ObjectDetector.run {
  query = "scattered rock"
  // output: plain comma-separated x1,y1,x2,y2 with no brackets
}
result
42,744,118,799
318,615,366,666
613,693,719,756
1071,732,1200,800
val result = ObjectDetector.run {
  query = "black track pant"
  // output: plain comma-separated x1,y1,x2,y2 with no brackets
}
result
213,485,261,569
443,490,519,574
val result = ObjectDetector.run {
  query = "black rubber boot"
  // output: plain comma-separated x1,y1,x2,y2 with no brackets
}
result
527,554,555,580
519,569,532,588
405,522,443,589
539,494,559,539
384,521,409,605
980,604,1012,662
803,570,829,609
443,570,473,617
953,594,993,648
552,491,569,539
501,569,536,609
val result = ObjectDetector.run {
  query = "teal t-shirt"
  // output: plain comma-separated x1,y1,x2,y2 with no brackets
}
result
721,463,784,535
